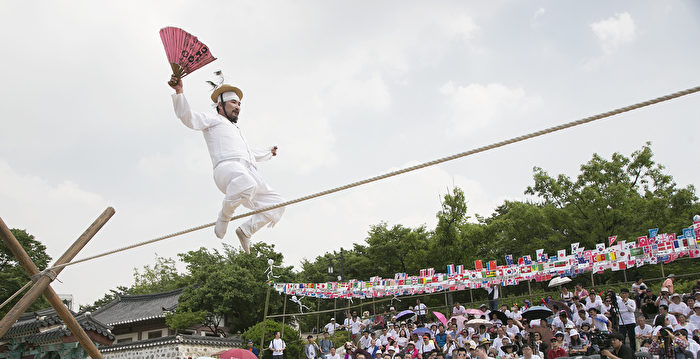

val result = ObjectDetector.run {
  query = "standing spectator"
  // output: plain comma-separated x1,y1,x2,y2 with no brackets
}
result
486,284,499,312
631,277,647,307
359,331,372,350
306,335,321,359
617,289,637,351
663,274,676,294
325,318,341,335
319,332,334,359
269,331,286,359
416,299,428,324
246,339,260,357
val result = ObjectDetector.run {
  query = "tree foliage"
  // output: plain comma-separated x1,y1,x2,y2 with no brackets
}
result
0,229,51,317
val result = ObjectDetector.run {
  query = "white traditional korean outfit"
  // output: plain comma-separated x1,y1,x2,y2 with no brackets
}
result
172,93,284,238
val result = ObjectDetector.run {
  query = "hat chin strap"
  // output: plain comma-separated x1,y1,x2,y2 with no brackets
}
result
220,93,238,123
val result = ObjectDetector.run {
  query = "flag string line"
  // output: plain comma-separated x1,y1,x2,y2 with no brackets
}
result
43,85,700,273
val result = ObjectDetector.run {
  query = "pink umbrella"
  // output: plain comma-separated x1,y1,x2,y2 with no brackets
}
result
217,348,259,359
449,315,468,331
433,311,448,327
465,308,485,317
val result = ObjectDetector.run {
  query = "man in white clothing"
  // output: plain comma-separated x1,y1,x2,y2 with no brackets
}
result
689,303,700,329
169,76,284,253
616,289,637,350
325,318,341,335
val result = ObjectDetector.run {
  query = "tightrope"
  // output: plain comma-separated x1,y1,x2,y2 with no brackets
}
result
45,85,700,273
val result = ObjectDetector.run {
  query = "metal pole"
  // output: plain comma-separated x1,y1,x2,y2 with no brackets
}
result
0,208,114,359
623,268,627,282
469,289,473,303
527,280,532,296
444,293,449,312
334,298,337,321
260,286,271,353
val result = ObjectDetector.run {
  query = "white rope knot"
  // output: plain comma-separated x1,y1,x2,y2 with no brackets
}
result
31,269,58,283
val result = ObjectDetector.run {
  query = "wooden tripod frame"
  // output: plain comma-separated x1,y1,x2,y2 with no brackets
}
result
0,207,115,359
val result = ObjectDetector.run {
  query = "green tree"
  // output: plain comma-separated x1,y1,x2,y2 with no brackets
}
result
130,256,186,294
242,320,302,359
0,229,51,317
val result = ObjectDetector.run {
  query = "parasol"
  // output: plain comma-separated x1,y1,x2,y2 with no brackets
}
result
217,348,258,359
433,311,448,327
396,310,415,322
548,276,572,287
489,310,508,324
521,306,553,321
450,315,468,331
547,300,571,316
465,318,492,329
465,308,485,317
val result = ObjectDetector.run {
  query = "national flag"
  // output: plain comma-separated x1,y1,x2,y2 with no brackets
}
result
638,236,649,246
488,260,498,270
571,242,580,253
608,235,618,246
456,265,464,274
518,257,525,266
596,243,606,253
420,269,427,277
658,241,674,252
690,248,700,258
649,228,659,239
630,247,644,257
557,249,566,259
505,254,514,266
474,260,483,271
524,255,532,265
536,249,544,261
447,264,455,277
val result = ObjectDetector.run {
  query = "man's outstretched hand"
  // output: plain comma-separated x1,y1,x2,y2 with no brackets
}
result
169,75,183,94
272,146,278,156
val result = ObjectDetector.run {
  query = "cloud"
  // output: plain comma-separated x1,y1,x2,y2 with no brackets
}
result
439,82,543,136
590,12,636,54
533,8,546,20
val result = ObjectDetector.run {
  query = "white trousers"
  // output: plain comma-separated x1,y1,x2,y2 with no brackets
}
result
213,159,285,237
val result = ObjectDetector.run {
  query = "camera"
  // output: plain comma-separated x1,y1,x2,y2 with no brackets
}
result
590,332,612,353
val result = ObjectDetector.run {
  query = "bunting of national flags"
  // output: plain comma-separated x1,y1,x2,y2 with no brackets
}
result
273,220,700,299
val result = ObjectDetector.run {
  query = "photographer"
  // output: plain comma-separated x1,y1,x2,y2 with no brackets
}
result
600,332,634,359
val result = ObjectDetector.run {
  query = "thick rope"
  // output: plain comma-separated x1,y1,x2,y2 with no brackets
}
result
0,281,33,311
46,85,700,272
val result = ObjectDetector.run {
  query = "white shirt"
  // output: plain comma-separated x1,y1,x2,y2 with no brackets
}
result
416,303,427,315
669,302,691,317
359,335,372,349
585,296,603,312
328,354,341,359
350,318,363,334
616,296,636,325
591,314,609,332
420,341,436,354
654,313,678,328
172,94,273,168
269,338,286,356
635,324,653,338
453,305,466,316
487,286,499,300
325,322,340,335
505,324,520,338
379,334,390,346
678,322,697,333
690,313,700,329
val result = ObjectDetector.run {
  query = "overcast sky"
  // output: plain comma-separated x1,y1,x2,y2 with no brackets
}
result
1,1,699,307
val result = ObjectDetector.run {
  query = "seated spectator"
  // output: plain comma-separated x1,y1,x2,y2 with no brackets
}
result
546,338,566,359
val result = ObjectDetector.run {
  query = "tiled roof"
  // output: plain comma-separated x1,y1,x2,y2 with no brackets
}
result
1,308,114,344
100,334,242,352
91,288,185,326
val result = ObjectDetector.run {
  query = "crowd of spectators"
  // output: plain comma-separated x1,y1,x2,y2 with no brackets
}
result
302,276,700,359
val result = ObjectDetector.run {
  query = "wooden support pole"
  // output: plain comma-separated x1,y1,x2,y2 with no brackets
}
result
260,286,272,354
527,280,532,296
0,207,114,359
660,262,665,278
281,294,287,338
316,297,320,335
591,271,595,287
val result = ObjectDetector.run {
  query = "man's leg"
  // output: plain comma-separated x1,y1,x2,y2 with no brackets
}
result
237,173,285,241
213,162,256,240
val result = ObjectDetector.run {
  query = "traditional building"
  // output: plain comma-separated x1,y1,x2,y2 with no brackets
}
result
1,288,241,359
0,307,114,359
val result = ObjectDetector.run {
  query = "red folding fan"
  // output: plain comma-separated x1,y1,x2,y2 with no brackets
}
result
160,27,217,85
